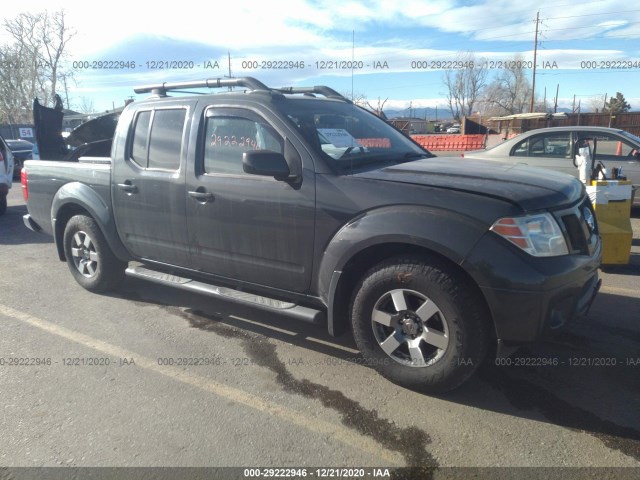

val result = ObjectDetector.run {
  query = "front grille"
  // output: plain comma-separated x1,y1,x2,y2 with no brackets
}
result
554,198,598,255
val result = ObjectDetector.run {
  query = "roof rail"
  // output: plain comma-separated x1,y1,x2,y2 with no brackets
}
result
275,86,349,102
133,77,270,96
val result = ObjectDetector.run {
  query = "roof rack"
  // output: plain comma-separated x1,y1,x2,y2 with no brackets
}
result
132,77,350,102
275,86,349,101
133,77,270,96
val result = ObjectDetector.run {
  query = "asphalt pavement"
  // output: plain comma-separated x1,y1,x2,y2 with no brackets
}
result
1,185,638,480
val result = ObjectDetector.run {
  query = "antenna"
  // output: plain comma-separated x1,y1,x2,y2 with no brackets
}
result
351,30,355,102
225,52,233,91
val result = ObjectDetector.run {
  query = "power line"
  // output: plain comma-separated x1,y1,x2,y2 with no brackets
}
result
544,9,640,20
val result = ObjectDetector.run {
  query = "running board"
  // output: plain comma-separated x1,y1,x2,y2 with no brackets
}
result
125,266,324,324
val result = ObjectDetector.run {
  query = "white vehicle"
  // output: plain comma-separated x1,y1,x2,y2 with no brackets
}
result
0,135,15,215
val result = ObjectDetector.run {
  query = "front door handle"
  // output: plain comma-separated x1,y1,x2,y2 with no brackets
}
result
188,190,215,203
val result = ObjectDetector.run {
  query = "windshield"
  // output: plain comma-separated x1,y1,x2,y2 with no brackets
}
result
275,98,433,173
619,130,640,145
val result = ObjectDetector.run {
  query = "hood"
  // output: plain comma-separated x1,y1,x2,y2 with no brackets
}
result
354,157,584,212
65,111,120,148
33,97,66,160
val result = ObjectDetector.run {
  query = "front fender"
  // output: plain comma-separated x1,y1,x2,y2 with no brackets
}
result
51,182,130,262
315,205,489,333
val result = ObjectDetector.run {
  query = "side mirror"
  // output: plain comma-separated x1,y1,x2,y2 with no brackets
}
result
243,150,290,180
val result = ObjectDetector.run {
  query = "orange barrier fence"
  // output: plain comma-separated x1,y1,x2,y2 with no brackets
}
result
411,134,486,151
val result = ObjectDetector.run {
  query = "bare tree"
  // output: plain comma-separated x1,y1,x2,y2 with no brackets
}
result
39,10,75,102
442,53,487,122
341,91,368,107
365,97,389,117
77,96,95,114
483,55,532,116
0,10,75,123
587,95,606,113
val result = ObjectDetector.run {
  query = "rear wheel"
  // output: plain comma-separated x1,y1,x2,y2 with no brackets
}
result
63,215,125,292
350,256,490,393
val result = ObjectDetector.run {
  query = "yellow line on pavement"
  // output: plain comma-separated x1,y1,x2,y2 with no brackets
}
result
0,303,403,465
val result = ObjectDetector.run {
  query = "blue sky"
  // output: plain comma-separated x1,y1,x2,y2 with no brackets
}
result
3,0,640,114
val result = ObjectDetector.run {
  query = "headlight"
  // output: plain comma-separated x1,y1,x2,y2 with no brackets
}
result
490,213,569,257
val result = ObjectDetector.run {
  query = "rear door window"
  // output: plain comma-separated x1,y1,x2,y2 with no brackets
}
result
129,108,186,170
512,133,571,159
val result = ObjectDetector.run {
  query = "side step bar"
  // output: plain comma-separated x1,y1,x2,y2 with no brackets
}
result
125,265,325,325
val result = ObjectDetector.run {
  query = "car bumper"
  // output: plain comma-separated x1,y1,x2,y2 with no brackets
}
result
23,214,42,233
462,231,602,344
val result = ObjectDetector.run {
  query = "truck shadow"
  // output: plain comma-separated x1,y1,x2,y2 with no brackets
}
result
0,204,53,245
440,289,640,461
109,278,640,463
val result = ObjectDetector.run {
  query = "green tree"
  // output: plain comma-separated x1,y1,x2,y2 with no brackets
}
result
604,92,631,113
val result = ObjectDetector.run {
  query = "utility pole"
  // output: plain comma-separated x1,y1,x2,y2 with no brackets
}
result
62,75,70,110
529,11,540,113
554,84,559,113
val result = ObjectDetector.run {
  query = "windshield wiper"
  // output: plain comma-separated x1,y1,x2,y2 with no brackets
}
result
400,152,432,161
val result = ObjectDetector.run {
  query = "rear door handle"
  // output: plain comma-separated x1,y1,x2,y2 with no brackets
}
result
117,181,138,193
188,190,215,202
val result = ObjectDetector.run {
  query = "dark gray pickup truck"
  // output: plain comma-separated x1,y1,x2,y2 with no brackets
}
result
22,77,601,392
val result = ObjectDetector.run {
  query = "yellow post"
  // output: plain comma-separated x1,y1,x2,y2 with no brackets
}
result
586,180,633,264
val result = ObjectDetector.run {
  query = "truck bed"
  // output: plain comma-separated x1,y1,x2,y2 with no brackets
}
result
23,157,112,237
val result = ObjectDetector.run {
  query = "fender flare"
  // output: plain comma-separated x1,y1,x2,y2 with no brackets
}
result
51,182,130,262
315,205,488,335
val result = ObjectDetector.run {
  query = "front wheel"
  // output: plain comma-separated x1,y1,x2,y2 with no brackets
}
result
63,214,126,292
350,256,490,393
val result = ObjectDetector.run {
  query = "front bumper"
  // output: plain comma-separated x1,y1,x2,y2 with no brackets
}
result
462,231,602,344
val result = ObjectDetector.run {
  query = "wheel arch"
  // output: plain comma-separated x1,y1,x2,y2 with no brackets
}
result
325,242,494,341
51,182,130,262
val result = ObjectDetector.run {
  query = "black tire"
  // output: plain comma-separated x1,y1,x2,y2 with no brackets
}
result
0,193,6,216
63,214,126,292
350,256,490,393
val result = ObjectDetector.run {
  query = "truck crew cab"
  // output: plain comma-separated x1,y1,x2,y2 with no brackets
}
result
22,77,601,392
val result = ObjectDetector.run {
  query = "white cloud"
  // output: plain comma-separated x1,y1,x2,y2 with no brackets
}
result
5,0,638,111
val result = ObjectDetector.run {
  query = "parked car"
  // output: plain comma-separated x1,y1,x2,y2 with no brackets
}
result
22,77,601,393
446,126,461,134
0,135,15,215
463,126,640,205
6,139,34,179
